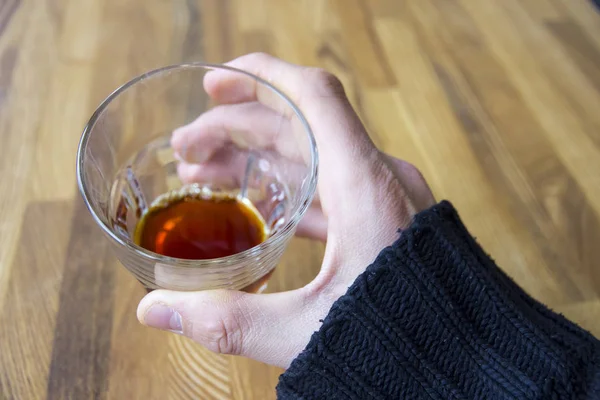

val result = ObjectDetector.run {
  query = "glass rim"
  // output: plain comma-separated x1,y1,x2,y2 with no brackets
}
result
76,62,318,267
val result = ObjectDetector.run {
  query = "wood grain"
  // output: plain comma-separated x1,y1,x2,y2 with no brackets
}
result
46,199,115,399
0,202,72,399
1,0,600,399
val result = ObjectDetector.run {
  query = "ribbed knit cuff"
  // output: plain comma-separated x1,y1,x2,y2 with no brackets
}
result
277,201,600,399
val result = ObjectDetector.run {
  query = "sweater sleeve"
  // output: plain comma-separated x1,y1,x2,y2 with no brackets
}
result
276,201,600,399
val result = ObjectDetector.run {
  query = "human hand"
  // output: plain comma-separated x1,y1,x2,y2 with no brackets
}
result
137,53,435,368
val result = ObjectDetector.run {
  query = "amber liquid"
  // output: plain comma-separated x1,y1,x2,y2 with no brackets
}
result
134,192,272,293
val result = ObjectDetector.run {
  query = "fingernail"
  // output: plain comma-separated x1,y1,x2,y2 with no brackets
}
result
143,304,183,334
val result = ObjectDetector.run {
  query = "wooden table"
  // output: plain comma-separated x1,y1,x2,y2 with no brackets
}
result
1,0,600,398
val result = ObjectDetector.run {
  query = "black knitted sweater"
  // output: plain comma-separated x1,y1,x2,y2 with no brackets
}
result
277,201,600,399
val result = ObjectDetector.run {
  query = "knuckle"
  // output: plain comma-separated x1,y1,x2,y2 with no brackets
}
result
399,160,420,175
247,51,272,62
192,307,244,355
383,156,434,209
304,68,346,99
401,160,427,184
388,156,425,182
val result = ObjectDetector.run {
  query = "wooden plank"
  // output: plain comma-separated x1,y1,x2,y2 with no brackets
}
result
200,0,235,62
367,0,407,18
460,0,600,222
517,0,563,21
547,20,600,93
46,199,115,400
331,0,396,87
0,201,72,399
552,0,600,48
105,267,172,400
0,0,60,308
500,0,600,148
29,0,101,201
408,0,599,301
268,1,320,66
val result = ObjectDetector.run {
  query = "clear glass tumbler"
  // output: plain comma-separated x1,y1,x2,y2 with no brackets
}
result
76,64,318,292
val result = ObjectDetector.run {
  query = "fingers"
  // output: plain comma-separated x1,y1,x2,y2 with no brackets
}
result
173,100,323,206
383,155,436,210
172,102,297,164
204,53,379,212
205,53,348,120
137,289,319,368
176,147,247,187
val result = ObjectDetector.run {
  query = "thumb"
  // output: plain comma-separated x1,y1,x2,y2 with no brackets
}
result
137,288,317,368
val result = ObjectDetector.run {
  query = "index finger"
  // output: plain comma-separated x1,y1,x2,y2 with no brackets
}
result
204,53,379,208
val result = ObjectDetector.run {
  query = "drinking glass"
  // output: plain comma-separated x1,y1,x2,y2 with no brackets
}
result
76,64,318,292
